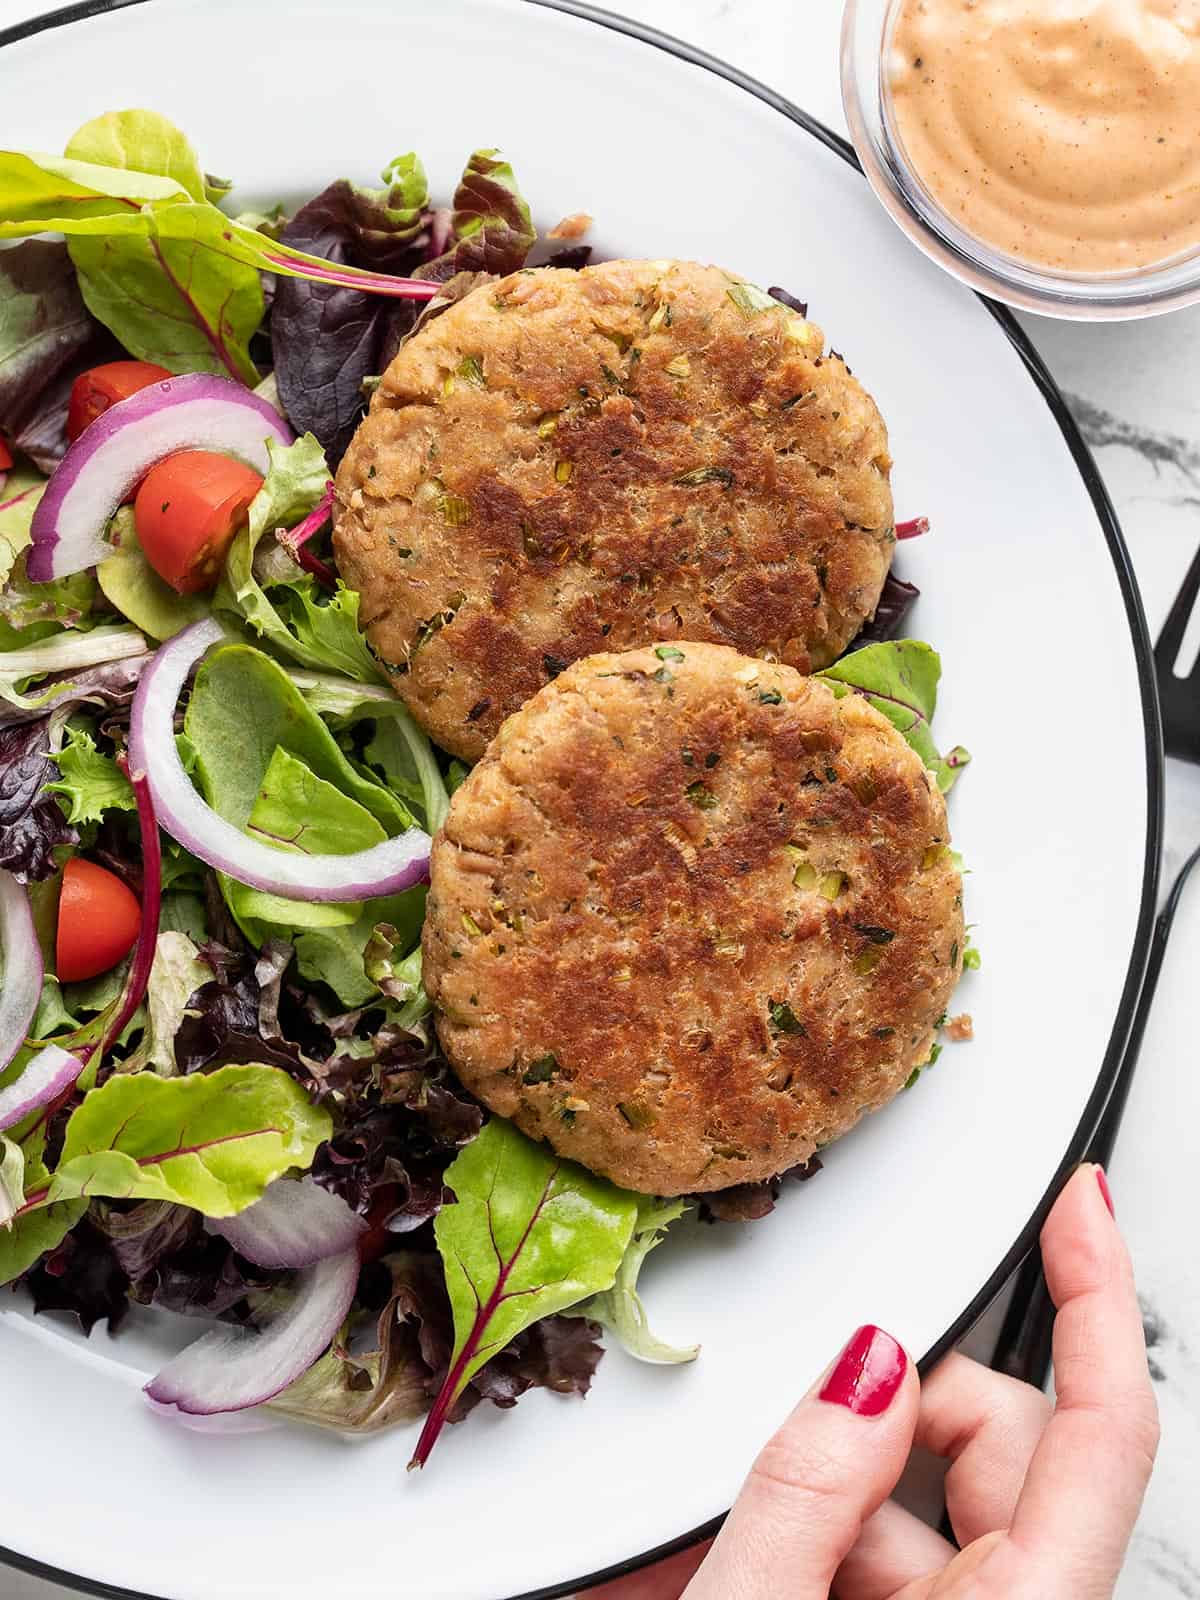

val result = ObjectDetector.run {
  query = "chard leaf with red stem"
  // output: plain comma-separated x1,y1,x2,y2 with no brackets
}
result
817,639,968,794
410,1117,637,1468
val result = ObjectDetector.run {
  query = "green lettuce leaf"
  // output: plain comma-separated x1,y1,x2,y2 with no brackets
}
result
294,887,425,1008
0,560,94,641
0,469,46,590
63,110,262,385
96,506,209,640
184,642,423,1002
47,720,135,824
817,641,969,793
0,135,433,374
574,1197,698,1364
32,976,79,1040
68,108,207,200
0,1134,25,1227
0,1200,86,1286
215,433,381,683
234,745,384,932
361,713,449,834
362,927,430,1028
185,642,410,836
281,669,449,832
120,931,212,1075
413,1118,638,1466
40,1064,330,1216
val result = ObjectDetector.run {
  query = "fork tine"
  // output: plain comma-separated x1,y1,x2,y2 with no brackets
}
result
1155,540,1200,676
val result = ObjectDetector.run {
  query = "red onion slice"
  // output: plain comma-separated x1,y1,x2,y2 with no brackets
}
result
27,375,294,582
0,1044,81,1134
144,1247,360,1414
207,1177,365,1268
0,871,41,1078
128,620,431,902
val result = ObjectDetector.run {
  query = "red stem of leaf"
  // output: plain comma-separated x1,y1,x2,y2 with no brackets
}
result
103,762,162,1056
408,1330,479,1470
279,484,337,589
408,1165,559,1470
895,516,929,540
262,254,440,301
295,549,337,589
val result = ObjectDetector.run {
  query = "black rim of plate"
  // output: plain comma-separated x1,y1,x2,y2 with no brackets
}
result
0,1,1164,1597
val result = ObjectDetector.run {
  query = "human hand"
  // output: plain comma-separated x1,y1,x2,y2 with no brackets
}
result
582,1164,1158,1600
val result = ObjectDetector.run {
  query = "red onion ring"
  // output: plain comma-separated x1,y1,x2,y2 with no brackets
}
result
0,1044,79,1134
27,374,293,582
128,620,431,902
207,1177,365,1268
144,1247,360,1414
0,870,41,1078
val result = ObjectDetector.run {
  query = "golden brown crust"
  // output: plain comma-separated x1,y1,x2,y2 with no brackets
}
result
423,642,963,1195
334,260,895,760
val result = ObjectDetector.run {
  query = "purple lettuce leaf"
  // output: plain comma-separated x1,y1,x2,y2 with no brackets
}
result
468,1314,605,1409
545,244,593,270
10,331,125,474
143,1228,274,1322
698,1155,822,1223
0,718,77,882
0,241,96,452
91,1199,199,1284
767,284,809,316
424,150,536,279
851,573,921,649
271,158,431,464
23,1217,130,1334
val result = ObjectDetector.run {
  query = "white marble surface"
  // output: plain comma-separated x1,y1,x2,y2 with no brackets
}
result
2,1,1199,1596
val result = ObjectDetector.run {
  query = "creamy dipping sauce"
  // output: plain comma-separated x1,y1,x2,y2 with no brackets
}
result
887,0,1200,273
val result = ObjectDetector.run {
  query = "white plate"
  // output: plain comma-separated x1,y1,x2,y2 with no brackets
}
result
0,3,1160,1597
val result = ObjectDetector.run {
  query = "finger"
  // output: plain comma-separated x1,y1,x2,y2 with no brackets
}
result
684,1325,919,1600
1009,1166,1159,1588
888,1529,1011,1599
832,1499,953,1599
917,1352,1052,1544
579,1543,711,1599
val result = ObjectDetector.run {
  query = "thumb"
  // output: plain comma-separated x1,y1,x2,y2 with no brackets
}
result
685,1325,920,1600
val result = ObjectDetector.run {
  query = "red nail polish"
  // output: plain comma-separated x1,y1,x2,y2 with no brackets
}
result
818,1325,907,1417
1096,1165,1116,1218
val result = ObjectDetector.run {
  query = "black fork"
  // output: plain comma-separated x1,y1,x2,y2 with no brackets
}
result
987,548,1200,1393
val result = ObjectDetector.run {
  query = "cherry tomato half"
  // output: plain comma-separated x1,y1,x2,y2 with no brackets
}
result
56,858,141,984
66,360,172,442
134,450,264,594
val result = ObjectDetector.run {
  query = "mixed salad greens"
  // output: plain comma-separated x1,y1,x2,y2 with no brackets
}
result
0,110,969,1465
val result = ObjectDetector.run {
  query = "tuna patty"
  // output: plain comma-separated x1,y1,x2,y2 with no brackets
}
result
335,259,895,761
422,641,964,1196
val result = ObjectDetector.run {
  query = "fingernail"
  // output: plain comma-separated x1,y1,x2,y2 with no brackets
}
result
1096,1165,1116,1218
818,1324,907,1417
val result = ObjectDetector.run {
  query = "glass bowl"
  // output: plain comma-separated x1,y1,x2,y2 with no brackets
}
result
841,0,1200,320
